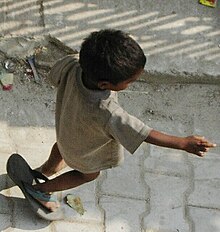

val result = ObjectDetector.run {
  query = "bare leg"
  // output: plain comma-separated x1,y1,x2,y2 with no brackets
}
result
33,170,100,211
35,170,100,193
34,143,100,211
39,143,67,177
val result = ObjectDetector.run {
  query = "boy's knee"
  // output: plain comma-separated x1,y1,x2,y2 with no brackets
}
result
83,171,100,182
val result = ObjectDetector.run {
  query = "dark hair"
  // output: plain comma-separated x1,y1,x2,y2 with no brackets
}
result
79,29,146,85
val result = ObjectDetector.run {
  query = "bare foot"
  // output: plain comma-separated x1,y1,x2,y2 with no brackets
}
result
24,183,60,212
37,197,60,212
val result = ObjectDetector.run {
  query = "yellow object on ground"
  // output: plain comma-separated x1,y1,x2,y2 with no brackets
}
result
66,194,86,216
199,0,217,7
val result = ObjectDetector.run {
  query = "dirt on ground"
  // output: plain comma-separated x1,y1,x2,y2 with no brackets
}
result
0,36,78,127
0,35,77,88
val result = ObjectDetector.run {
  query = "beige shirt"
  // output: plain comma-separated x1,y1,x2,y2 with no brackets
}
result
49,55,152,173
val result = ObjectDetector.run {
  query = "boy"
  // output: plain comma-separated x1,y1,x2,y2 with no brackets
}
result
27,29,216,211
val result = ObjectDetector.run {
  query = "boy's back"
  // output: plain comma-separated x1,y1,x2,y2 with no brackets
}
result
49,55,152,173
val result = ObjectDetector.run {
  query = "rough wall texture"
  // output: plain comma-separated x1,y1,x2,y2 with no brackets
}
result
0,0,220,83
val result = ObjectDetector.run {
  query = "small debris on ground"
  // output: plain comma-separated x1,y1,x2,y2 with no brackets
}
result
65,194,86,216
0,73,14,91
27,55,41,84
199,0,217,7
0,35,78,89
4,59,16,73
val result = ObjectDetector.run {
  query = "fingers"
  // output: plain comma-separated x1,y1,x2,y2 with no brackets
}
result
199,141,216,148
193,137,217,157
198,146,209,152
195,136,216,148
196,151,205,157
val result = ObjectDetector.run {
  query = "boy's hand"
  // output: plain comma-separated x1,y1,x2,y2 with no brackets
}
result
182,136,216,157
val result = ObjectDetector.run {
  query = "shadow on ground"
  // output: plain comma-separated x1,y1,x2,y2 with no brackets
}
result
0,174,50,231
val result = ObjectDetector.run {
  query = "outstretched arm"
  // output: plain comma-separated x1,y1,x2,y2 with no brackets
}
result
145,129,216,157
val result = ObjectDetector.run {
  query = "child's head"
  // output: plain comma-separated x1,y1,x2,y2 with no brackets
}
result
79,29,146,91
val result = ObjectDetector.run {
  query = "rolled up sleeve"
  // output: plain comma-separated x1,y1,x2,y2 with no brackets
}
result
106,107,152,154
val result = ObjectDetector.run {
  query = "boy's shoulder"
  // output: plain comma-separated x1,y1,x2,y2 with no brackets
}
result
99,94,126,119
100,92,118,110
55,54,79,67
49,54,80,87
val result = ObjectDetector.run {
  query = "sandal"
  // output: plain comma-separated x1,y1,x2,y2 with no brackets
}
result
23,182,57,202
23,182,60,212
7,153,64,220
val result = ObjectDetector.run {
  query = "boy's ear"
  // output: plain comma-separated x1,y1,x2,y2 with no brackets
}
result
97,81,112,90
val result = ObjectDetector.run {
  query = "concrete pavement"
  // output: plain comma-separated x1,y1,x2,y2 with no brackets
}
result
0,0,220,82
0,78,219,232
0,1,219,231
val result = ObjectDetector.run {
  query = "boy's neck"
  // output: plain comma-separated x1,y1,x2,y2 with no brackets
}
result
82,72,101,91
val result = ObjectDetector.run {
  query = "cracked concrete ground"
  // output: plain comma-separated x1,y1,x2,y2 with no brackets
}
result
0,0,220,81
0,76,219,232
0,0,219,231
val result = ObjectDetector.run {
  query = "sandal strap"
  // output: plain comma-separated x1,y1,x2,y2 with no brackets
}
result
23,182,57,202
29,168,49,184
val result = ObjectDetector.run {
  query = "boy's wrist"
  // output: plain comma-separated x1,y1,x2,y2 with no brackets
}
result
178,137,187,151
